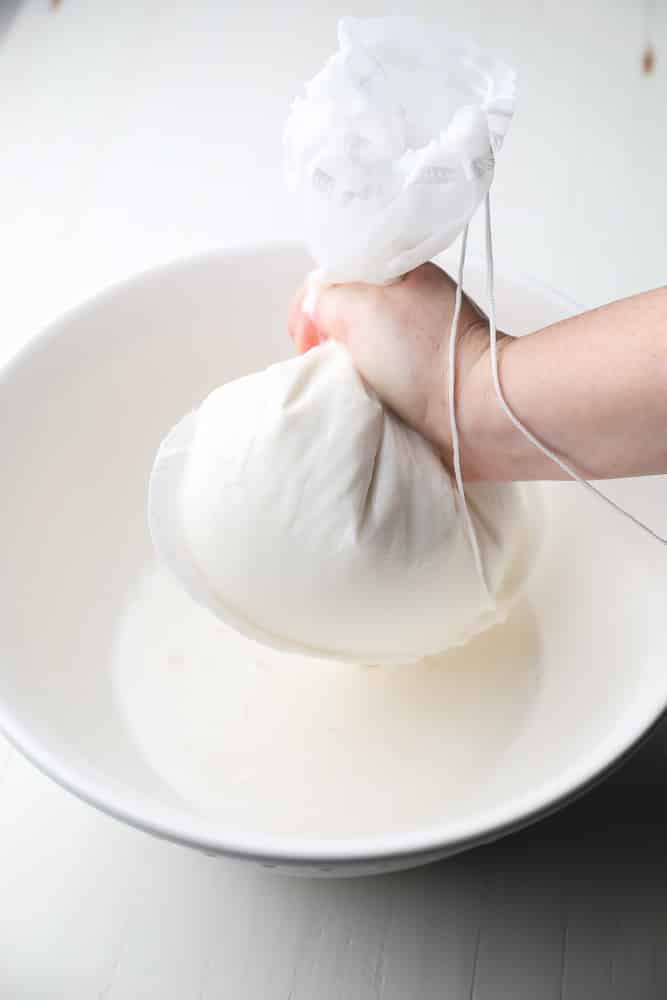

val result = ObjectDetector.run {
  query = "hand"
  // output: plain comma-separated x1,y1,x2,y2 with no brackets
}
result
288,263,507,475
292,269,667,486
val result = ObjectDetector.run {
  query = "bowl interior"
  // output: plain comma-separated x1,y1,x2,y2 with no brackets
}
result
1,241,667,869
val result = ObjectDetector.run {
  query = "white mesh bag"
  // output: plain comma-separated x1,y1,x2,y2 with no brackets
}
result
147,16,545,665
149,341,538,664
152,16,659,669
284,15,516,284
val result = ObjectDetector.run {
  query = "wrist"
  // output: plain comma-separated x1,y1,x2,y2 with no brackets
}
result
455,327,514,481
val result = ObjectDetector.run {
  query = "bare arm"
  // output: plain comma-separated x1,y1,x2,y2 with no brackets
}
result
289,266,667,482
459,286,667,480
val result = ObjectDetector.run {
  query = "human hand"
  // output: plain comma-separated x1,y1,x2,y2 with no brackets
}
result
288,263,507,476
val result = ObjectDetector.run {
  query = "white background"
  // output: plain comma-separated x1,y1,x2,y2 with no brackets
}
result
1,1,667,997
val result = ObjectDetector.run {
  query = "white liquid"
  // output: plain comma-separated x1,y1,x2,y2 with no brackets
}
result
112,566,539,840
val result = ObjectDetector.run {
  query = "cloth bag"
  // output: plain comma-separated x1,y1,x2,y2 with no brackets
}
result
151,17,612,666
284,16,516,284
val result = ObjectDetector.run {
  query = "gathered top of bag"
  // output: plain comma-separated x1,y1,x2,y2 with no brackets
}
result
284,16,516,285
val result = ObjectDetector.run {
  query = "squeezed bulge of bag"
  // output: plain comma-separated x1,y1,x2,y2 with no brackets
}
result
178,343,536,663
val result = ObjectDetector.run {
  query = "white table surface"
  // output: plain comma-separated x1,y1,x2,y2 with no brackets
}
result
2,2,667,997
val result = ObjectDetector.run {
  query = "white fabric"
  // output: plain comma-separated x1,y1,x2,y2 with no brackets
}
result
170,342,536,664
149,17,542,663
284,16,516,285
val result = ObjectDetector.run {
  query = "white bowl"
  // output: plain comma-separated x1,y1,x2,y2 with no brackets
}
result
1,241,666,877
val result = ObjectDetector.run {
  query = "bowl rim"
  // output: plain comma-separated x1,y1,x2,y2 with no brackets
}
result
0,239,665,867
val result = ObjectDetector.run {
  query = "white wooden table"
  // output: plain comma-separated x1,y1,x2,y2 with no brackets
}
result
2,2,667,997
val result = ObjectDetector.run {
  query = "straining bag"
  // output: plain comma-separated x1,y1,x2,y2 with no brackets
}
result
150,342,537,664
284,16,516,285
148,16,540,663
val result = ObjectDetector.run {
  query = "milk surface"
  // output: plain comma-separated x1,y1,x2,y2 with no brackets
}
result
113,566,538,839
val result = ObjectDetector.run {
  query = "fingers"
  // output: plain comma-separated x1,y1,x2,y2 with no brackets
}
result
288,280,357,355
308,279,433,432
285,264,493,467
288,285,323,353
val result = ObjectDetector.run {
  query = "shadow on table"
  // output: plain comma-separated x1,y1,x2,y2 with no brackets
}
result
515,708,667,850
247,717,667,1000
381,714,667,999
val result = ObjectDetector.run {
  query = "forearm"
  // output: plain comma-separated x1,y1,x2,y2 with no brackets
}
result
459,286,667,481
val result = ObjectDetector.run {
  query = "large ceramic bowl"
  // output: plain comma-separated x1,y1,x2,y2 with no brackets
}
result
1,242,666,876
